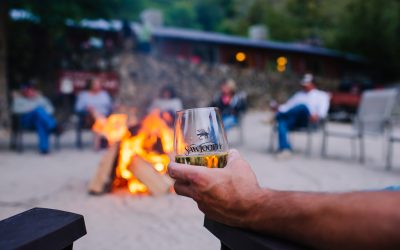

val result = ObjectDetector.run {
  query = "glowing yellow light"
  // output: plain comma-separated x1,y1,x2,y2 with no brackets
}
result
154,162,165,172
277,65,286,72
121,169,132,179
277,56,287,66
128,179,148,194
235,52,246,62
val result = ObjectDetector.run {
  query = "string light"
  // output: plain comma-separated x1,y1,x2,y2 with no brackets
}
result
276,56,288,72
235,52,246,62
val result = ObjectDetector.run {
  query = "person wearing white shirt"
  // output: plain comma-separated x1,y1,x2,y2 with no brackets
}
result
274,74,330,157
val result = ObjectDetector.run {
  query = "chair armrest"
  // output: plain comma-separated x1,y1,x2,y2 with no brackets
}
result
0,207,86,249
204,217,306,250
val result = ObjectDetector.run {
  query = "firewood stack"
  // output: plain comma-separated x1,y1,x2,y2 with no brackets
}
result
88,142,174,196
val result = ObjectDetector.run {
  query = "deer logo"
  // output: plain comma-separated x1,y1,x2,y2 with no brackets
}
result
196,128,210,140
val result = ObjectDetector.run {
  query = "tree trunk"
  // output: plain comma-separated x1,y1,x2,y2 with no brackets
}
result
0,1,9,129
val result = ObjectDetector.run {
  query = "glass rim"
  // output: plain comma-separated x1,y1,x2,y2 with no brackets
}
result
176,107,219,114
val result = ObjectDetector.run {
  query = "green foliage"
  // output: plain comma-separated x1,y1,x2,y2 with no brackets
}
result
5,0,400,80
164,1,198,29
10,0,145,38
334,0,400,79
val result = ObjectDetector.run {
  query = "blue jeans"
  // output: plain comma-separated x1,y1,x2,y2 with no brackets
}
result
222,114,238,131
276,104,310,151
20,107,57,152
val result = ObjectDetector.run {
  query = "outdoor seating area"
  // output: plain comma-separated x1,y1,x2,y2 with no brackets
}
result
1,112,400,249
2,1,400,249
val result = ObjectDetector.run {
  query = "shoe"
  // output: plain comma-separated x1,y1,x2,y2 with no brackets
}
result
40,150,49,155
275,149,292,160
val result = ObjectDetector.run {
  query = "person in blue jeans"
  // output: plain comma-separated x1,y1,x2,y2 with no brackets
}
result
273,74,330,158
12,83,58,154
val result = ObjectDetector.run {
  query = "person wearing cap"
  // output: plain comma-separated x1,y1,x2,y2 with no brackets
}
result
274,74,330,157
210,79,247,131
12,83,58,154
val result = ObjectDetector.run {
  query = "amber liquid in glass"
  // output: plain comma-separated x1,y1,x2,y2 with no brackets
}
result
175,153,228,168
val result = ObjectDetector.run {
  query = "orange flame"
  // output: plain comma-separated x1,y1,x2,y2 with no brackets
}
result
92,114,129,144
98,110,175,194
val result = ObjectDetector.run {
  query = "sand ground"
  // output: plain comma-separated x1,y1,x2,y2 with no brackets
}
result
1,111,400,250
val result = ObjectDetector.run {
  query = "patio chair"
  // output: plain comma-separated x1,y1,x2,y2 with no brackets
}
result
9,113,60,152
385,95,400,169
268,119,326,156
225,91,247,145
386,130,400,170
321,88,398,163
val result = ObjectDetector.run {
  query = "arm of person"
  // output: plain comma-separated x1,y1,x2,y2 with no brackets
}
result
278,93,301,113
168,150,400,250
12,94,35,114
316,92,330,119
39,96,54,114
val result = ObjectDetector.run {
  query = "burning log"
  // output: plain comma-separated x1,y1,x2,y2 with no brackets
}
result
129,156,173,196
89,109,175,196
88,143,119,195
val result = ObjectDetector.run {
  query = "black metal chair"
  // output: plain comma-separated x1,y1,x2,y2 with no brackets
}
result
204,217,306,250
227,91,247,146
9,113,60,152
75,111,95,149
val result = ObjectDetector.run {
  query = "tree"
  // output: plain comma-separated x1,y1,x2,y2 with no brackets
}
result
334,0,400,81
165,1,199,29
0,0,146,129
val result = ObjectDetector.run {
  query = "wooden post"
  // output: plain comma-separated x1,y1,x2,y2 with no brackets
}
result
0,1,9,129
129,156,173,196
88,143,119,195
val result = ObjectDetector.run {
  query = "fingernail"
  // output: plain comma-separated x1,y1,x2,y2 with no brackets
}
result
168,166,175,177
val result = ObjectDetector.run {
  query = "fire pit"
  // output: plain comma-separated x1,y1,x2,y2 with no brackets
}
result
88,110,174,196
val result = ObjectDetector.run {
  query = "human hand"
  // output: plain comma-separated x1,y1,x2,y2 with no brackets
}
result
168,149,264,227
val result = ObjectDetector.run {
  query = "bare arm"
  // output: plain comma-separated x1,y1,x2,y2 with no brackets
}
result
250,190,400,250
168,150,400,250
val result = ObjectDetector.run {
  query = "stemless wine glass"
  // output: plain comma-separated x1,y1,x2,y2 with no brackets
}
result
174,107,229,168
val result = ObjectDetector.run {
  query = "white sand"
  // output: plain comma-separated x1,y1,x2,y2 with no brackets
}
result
1,111,399,250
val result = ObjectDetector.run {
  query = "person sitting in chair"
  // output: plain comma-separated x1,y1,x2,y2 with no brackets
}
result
75,78,112,149
148,85,183,127
273,74,329,158
210,79,246,131
12,83,58,154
